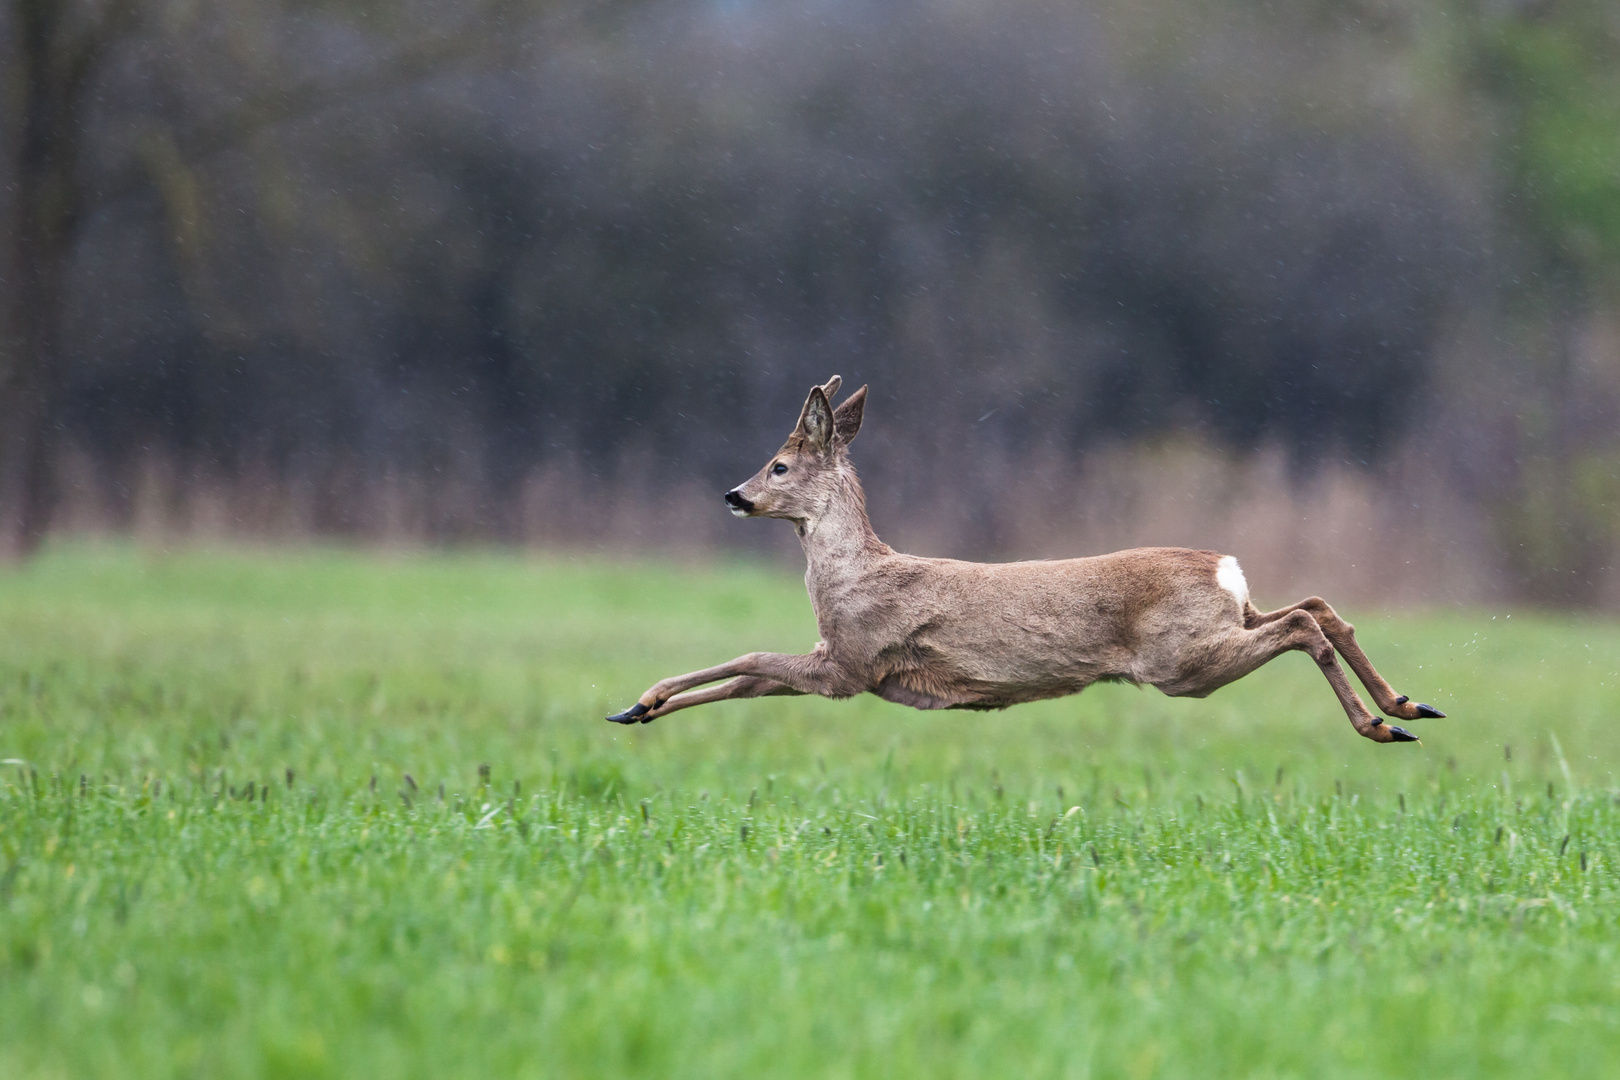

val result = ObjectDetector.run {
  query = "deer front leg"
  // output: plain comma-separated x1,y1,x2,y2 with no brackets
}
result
606,651,840,724
606,676,804,724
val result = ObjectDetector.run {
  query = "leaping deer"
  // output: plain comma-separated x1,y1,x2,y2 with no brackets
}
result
608,376,1444,743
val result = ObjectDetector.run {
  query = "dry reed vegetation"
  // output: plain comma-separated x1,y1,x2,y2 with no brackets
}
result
49,437,1505,607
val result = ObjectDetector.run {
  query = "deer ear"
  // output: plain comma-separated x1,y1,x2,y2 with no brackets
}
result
796,386,834,454
818,375,842,401
833,385,866,447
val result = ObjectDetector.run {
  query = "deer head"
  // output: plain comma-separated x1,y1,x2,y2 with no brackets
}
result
724,375,867,523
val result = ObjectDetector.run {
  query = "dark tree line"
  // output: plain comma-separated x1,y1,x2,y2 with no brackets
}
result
3,0,1618,598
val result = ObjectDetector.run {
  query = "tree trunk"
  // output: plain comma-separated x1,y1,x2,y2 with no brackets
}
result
0,174,64,563
0,1,84,561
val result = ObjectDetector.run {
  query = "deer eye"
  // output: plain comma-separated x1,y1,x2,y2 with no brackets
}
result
772,462,788,476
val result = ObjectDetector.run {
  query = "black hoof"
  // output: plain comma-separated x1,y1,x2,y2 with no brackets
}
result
1386,724,1419,743
1414,703,1445,719
1394,695,1409,706
606,702,650,724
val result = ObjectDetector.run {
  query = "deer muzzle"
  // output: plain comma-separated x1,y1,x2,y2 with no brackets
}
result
724,488,755,516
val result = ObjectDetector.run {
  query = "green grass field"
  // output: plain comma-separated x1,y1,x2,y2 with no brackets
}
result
2,544,1619,1078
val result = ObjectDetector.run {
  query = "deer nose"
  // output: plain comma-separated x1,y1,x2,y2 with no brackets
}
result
724,488,754,511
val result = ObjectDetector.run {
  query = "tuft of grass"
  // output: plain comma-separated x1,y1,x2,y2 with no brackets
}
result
2,542,1619,1078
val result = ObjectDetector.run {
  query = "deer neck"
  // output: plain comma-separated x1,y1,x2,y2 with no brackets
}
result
797,462,888,579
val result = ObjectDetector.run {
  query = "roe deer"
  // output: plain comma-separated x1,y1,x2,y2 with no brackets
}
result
607,376,1445,743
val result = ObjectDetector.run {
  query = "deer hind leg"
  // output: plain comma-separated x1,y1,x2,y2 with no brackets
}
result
1162,610,1418,744
1245,597,1444,723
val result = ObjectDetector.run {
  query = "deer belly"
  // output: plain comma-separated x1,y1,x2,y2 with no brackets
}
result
869,611,1121,710
874,676,964,710
874,660,1098,711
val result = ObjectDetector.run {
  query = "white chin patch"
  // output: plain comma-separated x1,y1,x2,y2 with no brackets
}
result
729,507,750,517
1215,555,1249,609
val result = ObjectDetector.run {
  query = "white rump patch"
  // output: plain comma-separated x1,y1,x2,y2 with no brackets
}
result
1215,555,1249,610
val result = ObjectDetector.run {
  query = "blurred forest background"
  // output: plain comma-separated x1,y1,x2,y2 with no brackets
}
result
3,0,1620,606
